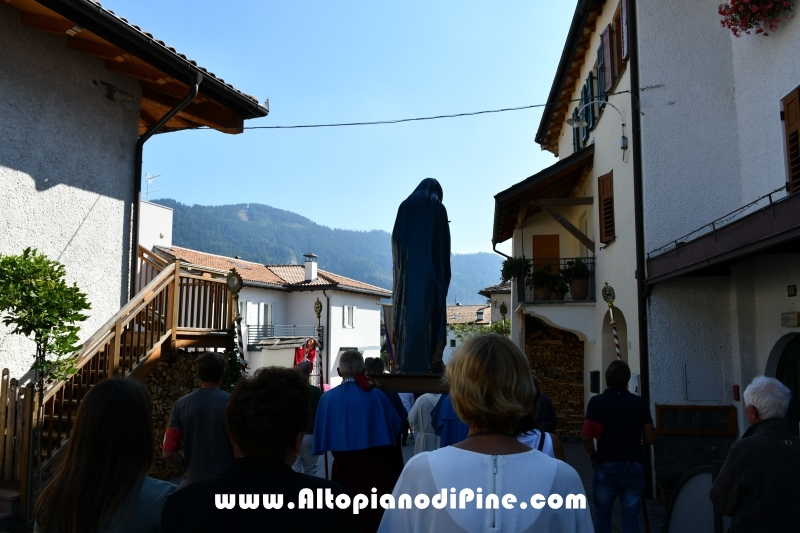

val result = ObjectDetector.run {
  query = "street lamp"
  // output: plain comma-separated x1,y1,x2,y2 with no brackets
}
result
566,99,628,151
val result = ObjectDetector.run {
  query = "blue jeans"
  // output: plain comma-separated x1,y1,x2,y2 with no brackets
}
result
592,461,645,533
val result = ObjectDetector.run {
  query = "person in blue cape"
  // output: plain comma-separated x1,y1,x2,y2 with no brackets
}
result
431,393,469,446
392,178,451,373
314,350,404,533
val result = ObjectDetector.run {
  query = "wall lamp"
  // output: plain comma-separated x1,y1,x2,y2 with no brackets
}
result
566,99,628,151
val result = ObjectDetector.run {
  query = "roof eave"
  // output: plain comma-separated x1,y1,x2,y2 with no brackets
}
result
534,0,596,152
36,0,268,119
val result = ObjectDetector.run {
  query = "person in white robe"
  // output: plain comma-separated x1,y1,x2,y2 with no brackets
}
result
378,334,592,533
407,393,441,454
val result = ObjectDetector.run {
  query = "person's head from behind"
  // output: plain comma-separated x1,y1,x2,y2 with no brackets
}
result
227,367,311,463
294,360,312,377
743,375,791,424
337,349,364,379
447,334,534,434
35,377,154,533
367,356,385,375
197,351,226,384
605,359,631,388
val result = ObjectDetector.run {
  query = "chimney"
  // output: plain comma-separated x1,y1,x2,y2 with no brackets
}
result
304,253,318,282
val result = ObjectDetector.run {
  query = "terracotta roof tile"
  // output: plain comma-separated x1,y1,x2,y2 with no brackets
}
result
446,305,491,325
154,246,392,297
155,246,284,286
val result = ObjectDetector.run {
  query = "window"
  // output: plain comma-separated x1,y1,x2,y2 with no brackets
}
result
587,72,597,131
450,339,456,348
343,305,355,328
596,47,606,114
782,87,800,194
581,85,590,144
532,235,560,274
598,172,615,244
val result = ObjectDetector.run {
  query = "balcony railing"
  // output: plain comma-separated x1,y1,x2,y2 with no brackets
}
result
517,257,596,303
247,324,323,345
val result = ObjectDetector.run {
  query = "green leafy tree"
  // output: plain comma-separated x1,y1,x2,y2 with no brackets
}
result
0,248,90,490
449,319,510,343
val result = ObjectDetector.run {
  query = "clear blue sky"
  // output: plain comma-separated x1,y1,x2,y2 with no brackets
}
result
116,0,575,255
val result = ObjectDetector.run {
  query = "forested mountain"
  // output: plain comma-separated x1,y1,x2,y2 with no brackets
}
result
152,199,500,304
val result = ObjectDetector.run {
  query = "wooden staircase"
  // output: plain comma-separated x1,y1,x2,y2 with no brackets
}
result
15,248,235,521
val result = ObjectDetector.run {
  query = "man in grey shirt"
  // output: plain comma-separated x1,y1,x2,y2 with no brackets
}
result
162,352,234,485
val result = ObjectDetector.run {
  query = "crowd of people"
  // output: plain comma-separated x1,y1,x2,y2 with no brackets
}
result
31,334,800,533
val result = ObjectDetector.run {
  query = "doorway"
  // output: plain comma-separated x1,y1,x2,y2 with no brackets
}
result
775,335,800,436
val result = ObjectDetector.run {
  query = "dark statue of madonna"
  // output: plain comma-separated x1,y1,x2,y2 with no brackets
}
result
391,178,451,373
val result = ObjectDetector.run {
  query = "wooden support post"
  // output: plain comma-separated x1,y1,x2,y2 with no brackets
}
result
18,383,34,523
515,207,528,230
541,205,596,253
109,320,122,377
0,369,8,476
2,379,16,482
170,260,181,347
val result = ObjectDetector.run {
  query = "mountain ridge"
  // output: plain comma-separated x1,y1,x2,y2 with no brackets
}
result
152,199,501,304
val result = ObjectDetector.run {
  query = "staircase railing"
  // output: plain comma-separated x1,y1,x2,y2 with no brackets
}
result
137,245,167,292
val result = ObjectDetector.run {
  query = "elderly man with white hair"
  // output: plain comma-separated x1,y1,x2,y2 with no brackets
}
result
709,376,800,532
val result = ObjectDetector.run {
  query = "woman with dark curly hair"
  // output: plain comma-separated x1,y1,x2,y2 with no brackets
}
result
161,367,356,532
34,377,176,533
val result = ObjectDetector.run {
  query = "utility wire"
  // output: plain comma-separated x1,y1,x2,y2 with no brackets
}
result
187,90,633,130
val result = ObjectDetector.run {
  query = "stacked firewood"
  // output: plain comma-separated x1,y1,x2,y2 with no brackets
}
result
144,350,200,480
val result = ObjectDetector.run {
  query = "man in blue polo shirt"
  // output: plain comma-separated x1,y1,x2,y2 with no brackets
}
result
582,360,657,533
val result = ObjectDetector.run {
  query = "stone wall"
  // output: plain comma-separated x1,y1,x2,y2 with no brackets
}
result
525,316,584,437
143,350,201,481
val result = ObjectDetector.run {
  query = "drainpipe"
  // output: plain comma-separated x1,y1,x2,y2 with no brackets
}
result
628,0,654,497
129,72,203,299
492,242,512,260
322,289,332,385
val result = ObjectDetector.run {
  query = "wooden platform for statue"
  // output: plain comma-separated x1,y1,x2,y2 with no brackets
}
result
368,373,449,394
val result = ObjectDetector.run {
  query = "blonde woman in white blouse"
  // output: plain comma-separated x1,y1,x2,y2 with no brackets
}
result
378,335,591,533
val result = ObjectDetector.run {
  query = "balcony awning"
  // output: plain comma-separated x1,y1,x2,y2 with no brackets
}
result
492,145,594,244
647,190,800,284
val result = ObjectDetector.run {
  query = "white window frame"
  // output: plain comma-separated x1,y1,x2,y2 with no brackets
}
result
343,305,356,329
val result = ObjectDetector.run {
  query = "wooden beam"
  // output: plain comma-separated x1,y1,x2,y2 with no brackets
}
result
527,197,593,206
67,38,126,61
141,87,243,133
541,205,596,253
104,57,172,84
515,207,528,230
20,13,74,35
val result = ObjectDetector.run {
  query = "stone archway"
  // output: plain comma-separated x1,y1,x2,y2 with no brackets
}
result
766,333,800,436
601,307,628,377
525,316,584,437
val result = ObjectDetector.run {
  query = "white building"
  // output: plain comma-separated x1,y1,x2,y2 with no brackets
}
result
444,304,491,364
153,246,392,387
0,0,266,378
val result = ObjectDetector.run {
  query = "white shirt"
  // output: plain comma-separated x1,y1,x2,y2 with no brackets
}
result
399,392,415,413
378,446,593,533
516,430,555,459
408,393,442,455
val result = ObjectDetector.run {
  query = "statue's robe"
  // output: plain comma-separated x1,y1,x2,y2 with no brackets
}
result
391,178,451,373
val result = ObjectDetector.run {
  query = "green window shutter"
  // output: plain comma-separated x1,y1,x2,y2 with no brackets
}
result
572,108,581,152
597,47,606,114
587,73,596,130
581,85,590,143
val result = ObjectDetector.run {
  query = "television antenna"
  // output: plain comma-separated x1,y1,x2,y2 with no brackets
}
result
141,173,162,200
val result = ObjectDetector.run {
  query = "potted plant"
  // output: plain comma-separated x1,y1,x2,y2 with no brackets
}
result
551,275,568,301
563,258,591,300
500,257,530,283
527,265,554,301
502,257,531,302
719,1,794,37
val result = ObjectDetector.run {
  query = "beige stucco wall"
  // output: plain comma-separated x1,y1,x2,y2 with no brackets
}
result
512,0,640,412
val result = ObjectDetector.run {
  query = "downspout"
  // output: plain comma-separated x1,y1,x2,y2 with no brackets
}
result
130,72,203,299
322,289,332,385
628,0,654,497
492,242,512,260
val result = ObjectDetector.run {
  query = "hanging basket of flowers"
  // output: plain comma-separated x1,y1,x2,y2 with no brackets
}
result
719,1,794,37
